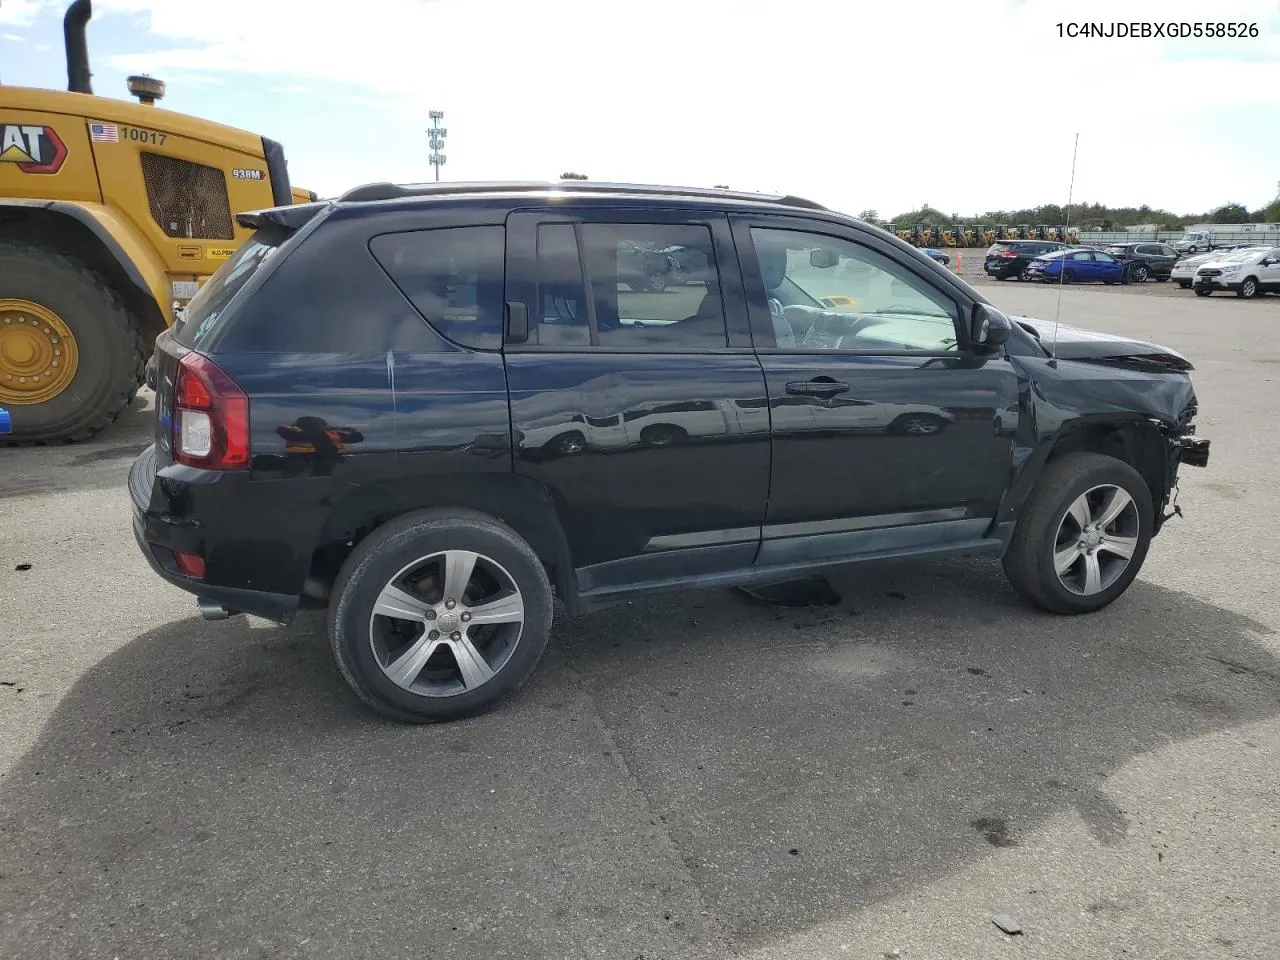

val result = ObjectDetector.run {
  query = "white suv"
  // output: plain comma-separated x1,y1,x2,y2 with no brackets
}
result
1193,247,1280,299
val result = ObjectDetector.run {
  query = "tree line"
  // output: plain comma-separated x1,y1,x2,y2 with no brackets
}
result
875,185,1280,230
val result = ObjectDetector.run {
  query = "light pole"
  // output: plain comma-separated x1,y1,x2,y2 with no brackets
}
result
427,110,447,182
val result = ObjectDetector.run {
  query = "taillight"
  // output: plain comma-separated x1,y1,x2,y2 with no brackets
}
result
173,353,249,470
1000,251,1019,257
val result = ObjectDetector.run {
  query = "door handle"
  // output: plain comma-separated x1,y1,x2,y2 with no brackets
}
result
785,380,850,396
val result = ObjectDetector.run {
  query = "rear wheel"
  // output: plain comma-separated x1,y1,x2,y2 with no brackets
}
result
329,510,554,723
0,244,143,444
1178,281,1191,289
1061,269,1076,283
1003,453,1153,615
1132,264,1150,282
1195,288,1212,297
1238,277,1259,299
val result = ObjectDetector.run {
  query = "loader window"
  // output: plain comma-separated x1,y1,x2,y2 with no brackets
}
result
140,152,235,240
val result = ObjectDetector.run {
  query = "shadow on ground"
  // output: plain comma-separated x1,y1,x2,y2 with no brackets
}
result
0,395,153,500
1,558,1276,959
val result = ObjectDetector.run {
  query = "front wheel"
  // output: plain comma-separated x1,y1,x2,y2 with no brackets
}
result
329,510,555,723
1238,277,1259,299
1178,281,1191,289
1195,288,1212,297
1003,452,1153,615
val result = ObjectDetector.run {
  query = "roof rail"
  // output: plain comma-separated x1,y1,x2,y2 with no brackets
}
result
336,180,827,211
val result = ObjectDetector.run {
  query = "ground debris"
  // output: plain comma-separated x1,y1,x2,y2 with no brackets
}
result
992,913,1023,936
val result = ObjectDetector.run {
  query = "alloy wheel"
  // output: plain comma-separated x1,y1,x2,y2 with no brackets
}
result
1052,484,1140,596
368,550,525,696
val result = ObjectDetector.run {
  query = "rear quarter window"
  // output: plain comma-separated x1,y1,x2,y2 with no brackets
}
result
172,232,281,347
369,226,505,350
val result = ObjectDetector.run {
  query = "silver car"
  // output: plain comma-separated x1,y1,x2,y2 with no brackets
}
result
1171,246,1264,288
1193,247,1280,299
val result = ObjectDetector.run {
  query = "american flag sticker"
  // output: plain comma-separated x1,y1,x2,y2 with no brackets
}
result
89,122,118,143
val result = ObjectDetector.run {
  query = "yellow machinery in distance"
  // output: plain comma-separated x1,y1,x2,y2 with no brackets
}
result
0,0,314,443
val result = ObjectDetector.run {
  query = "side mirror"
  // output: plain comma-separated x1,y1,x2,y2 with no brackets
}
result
971,303,1011,350
809,248,840,269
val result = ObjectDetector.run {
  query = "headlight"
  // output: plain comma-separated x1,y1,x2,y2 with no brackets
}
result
1221,266,1241,274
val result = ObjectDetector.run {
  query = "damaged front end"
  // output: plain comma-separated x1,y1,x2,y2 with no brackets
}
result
1006,316,1212,536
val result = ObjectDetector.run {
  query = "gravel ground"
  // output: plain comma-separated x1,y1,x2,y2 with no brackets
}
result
1,284,1277,959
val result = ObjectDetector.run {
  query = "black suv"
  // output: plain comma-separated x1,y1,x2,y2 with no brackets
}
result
1104,242,1178,282
129,181,1210,723
984,240,1070,280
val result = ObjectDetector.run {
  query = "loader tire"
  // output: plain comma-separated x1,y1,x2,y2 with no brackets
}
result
0,243,144,444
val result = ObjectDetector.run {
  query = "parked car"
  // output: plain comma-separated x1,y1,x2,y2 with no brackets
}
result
1103,242,1178,282
984,240,1069,280
129,181,1210,722
1192,246,1280,298
919,247,950,265
1170,246,1263,288
1026,248,1132,284
616,241,674,291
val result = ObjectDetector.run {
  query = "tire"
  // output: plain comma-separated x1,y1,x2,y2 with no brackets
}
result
1132,264,1149,282
640,423,686,446
1062,269,1076,284
548,430,586,456
889,413,946,436
1178,281,1191,289
1195,288,1212,297
647,271,668,293
1237,277,1259,299
1003,452,1153,615
329,509,555,723
1155,275,1169,283
0,243,143,444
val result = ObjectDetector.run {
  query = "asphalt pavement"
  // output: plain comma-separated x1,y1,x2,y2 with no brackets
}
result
1,285,1278,959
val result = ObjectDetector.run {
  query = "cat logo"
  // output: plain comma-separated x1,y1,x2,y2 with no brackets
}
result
0,124,68,174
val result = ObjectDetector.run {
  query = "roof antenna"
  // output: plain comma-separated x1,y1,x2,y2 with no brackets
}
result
1050,132,1079,365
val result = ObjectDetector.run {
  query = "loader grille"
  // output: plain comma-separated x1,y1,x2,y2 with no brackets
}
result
140,152,234,240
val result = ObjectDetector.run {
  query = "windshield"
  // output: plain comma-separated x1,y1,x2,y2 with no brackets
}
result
1220,248,1266,263
173,233,281,346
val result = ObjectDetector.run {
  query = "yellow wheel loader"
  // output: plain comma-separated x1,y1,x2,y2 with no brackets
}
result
0,0,314,443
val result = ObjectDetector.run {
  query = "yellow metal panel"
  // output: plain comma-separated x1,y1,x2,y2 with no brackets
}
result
0,87,263,154
66,201,175,325
0,106,100,202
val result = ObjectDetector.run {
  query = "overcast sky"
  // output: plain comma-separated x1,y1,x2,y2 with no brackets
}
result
3,0,1278,217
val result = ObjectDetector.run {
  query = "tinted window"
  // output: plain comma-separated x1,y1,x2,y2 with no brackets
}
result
370,226,505,350
530,223,591,347
524,222,727,351
749,227,959,353
1094,252,1118,263
174,231,281,347
1069,251,1093,261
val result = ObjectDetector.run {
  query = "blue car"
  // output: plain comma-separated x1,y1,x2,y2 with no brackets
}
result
919,247,950,265
1027,248,1131,285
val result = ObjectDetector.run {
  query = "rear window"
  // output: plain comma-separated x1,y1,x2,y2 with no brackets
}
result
173,232,281,346
369,226,505,350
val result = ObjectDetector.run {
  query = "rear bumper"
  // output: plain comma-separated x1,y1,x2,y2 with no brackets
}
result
128,444,301,624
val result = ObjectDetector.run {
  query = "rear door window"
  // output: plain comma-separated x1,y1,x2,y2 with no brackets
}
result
521,221,728,351
370,226,505,350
